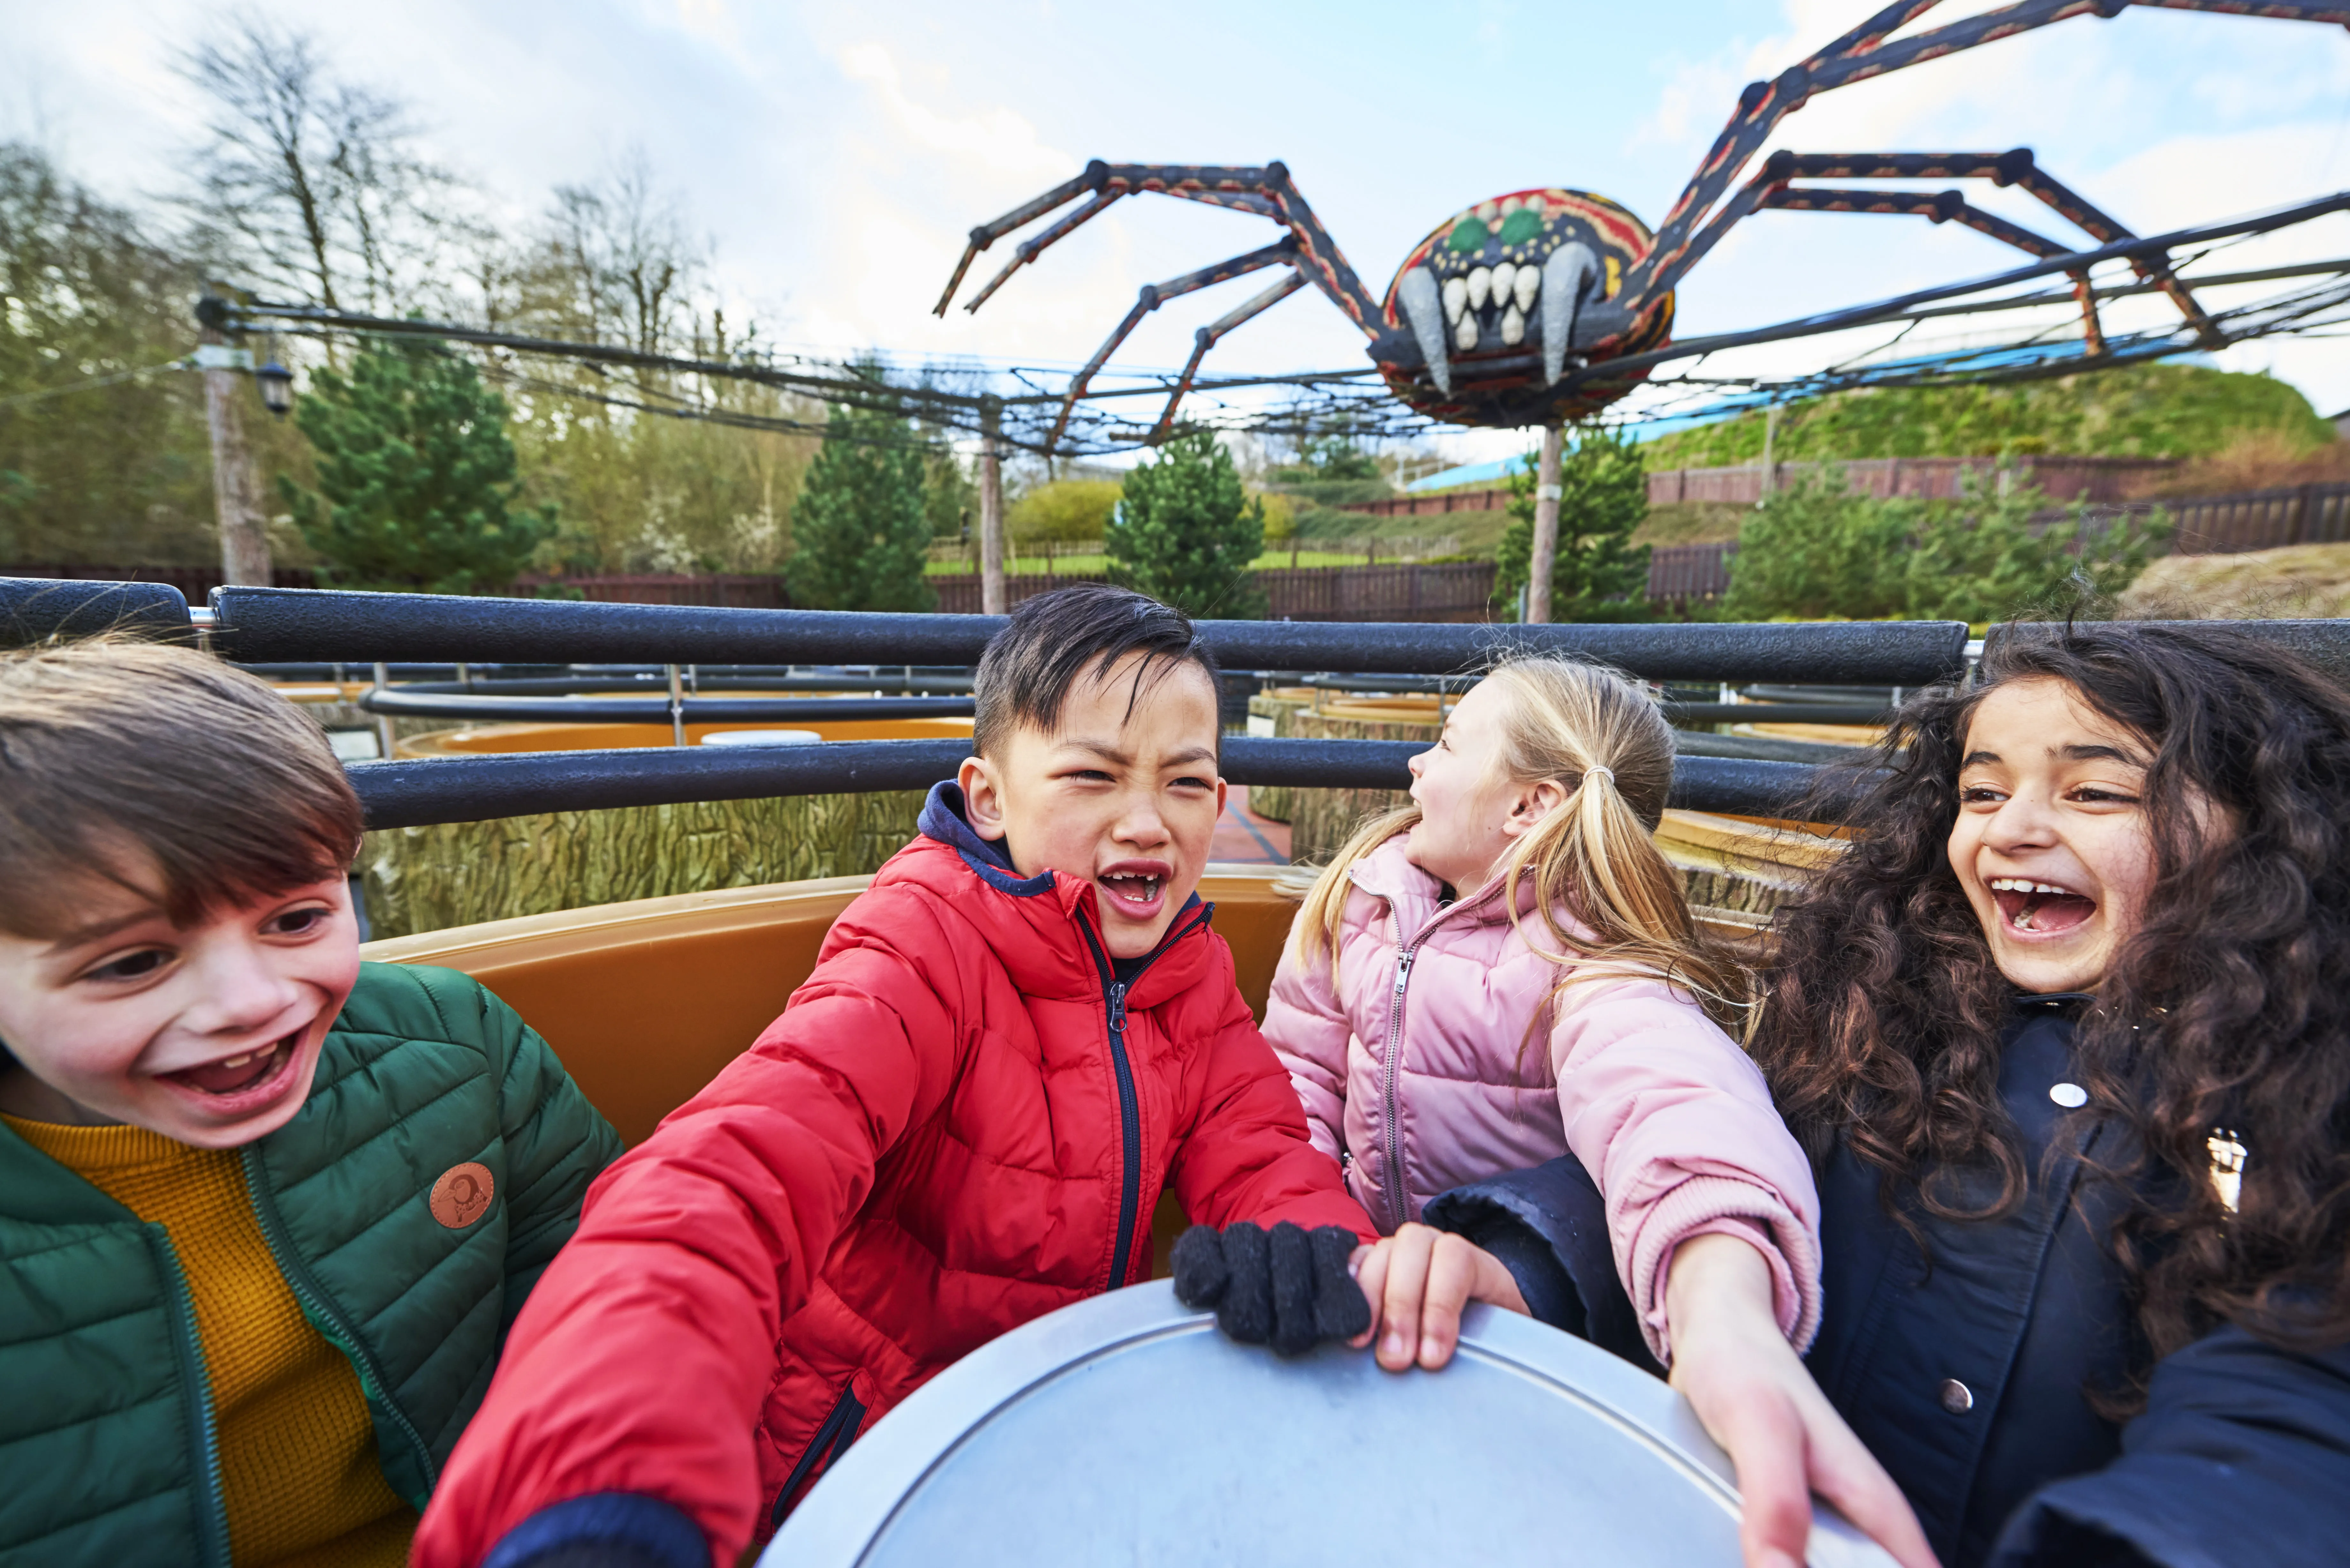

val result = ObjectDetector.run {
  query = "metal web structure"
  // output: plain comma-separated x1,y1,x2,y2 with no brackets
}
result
933,0,2350,448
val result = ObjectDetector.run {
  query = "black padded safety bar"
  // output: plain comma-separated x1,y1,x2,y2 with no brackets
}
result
1,576,192,644
358,689,978,723
1983,619,2350,685
210,586,1973,686
346,740,1819,832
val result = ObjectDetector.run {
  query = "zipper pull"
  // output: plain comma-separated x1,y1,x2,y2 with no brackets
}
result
1393,950,1415,996
1108,981,1128,1032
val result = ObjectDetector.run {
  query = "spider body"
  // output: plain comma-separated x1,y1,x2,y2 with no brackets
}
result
1375,188,1672,429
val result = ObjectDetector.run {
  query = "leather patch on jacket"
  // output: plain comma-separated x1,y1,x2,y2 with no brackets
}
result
430,1162,496,1229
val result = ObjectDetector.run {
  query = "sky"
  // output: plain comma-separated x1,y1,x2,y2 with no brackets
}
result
9,0,2349,466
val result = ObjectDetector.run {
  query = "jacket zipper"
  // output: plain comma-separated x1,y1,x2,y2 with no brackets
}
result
1379,924,1424,1233
1365,888,1485,1233
151,1227,233,1567
770,1380,868,1527
239,1146,440,1499
1077,905,1210,1292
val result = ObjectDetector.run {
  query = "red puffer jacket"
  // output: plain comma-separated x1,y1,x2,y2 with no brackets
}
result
414,785,1372,1567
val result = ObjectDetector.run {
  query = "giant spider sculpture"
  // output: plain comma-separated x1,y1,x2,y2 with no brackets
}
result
937,0,2350,451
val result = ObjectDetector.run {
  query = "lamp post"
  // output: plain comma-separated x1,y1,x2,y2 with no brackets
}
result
255,359,294,417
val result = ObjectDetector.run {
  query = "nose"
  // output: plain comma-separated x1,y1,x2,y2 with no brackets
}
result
180,934,303,1038
1407,747,1429,780
1113,787,1172,849
1983,784,2060,853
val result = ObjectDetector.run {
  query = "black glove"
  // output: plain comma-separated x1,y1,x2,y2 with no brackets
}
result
1170,1221,1372,1355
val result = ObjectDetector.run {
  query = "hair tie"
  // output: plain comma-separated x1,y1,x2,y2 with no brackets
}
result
1583,766,1614,787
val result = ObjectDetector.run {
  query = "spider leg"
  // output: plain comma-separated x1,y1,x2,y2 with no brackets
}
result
960,190,1126,314
938,162,1383,332
1768,150,2224,347
935,163,1110,317
1626,0,2350,314
1148,271,1309,441
1045,239,1300,453
1758,183,2110,353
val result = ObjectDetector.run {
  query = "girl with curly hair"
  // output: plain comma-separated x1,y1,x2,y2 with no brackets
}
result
1429,622,2350,1568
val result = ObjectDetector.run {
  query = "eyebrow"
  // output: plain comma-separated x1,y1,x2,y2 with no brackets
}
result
2061,743,2145,766
1959,744,2146,770
1056,739,1217,769
1057,738,1133,767
44,906,166,954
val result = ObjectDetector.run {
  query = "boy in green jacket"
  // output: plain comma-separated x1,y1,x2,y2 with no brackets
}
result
0,639,622,1567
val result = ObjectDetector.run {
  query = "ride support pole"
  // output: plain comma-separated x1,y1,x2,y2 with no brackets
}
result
979,396,1007,616
199,293,272,588
1525,424,1565,624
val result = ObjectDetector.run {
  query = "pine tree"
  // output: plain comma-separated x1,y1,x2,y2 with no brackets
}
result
280,339,555,592
785,390,935,612
1494,425,1652,622
1105,431,1265,619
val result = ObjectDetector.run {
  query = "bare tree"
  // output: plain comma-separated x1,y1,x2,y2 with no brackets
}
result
176,15,457,317
540,149,707,363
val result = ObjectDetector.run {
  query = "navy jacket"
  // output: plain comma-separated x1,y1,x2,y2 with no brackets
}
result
1429,997,2350,1568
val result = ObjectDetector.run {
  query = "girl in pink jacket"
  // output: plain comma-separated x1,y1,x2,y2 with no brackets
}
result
1264,656,1822,1367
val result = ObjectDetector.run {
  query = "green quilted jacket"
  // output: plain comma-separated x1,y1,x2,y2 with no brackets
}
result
0,961,623,1566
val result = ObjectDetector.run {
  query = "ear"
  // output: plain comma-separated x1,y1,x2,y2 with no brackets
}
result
1214,776,1229,819
1498,778,1569,842
958,754,1009,842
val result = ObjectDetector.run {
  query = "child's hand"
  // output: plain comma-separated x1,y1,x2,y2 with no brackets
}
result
1664,1234,1938,1568
1171,1221,1373,1353
1348,1223,1529,1371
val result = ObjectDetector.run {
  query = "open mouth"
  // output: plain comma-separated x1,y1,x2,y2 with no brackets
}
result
162,1033,299,1098
1988,877,2097,936
1097,867,1168,918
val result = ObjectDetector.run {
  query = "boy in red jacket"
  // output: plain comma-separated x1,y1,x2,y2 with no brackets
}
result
415,586,1520,1568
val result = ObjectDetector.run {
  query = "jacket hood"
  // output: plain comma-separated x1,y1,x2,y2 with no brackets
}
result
910,781,1209,1008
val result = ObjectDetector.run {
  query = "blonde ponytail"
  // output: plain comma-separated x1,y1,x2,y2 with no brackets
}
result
1484,657,1757,1041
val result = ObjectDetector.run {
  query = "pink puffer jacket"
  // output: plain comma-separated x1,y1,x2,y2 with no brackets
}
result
1264,831,1822,1359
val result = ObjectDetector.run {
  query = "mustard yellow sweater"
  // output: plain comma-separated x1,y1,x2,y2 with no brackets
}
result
4,1116,414,1568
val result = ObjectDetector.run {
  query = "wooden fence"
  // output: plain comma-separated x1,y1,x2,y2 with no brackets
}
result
1647,543,1736,606
924,562,1499,622
514,573,792,607
1340,456,2179,517
2071,481,2350,555
1340,488,1512,518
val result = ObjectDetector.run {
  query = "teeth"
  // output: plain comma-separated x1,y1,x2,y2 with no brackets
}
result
217,1051,257,1070
1988,878,2081,897
1454,314,1479,351
1540,241,1599,388
1396,266,1454,396
1441,275,1467,325
1466,266,1492,312
1500,302,1526,346
1513,263,1540,313
1490,261,1518,309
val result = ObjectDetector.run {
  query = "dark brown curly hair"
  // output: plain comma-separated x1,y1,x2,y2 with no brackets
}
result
1755,621,2350,1366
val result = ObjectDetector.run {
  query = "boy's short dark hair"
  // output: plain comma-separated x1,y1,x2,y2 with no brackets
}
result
972,584,1222,758
0,639,363,936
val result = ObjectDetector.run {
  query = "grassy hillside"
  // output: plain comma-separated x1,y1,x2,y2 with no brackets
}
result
1641,365,2333,468
2118,542,2350,620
